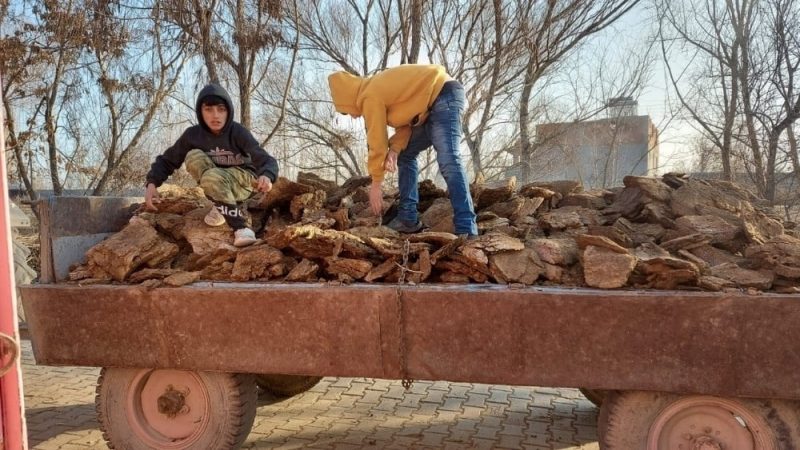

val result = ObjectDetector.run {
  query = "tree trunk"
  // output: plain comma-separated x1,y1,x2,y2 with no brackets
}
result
408,0,423,64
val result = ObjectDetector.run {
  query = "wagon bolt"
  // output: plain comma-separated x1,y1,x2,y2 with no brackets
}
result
157,385,189,418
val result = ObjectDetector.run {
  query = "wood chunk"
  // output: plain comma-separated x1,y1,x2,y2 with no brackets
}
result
776,264,800,279
327,208,351,231
440,271,471,283
361,237,431,258
582,245,636,289
324,257,373,280
407,232,458,246
435,259,488,282
68,264,102,281
285,259,319,281
296,172,338,194
477,216,510,232
252,177,314,210
616,218,666,245
560,193,607,209
698,275,735,292
576,234,630,254
420,198,454,233
163,271,201,287
231,244,284,281
285,225,376,259
485,197,527,219
471,232,525,253
660,233,711,252
430,235,466,265
636,256,699,289
85,221,180,282
489,248,543,284
677,249,710,273
542,263,565,282
473,177,516,210
408,249,432,284
539,211,582,230
327,176,372,206
200,261,233,280
528,238,579,265
710,263,774,290
526,180,583,197
586,225,633,248
185,248,237,271
633,243,671,260
365,257,398,282
623,176,673,202
689,245,744,267
675,215,740,244
511,197,544,224
347,226,400,241
128,268,181,284
745,235,800,270
290,190,327,221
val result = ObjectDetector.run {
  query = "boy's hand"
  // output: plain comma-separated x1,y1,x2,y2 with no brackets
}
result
369,181,384,216
144,183,161,211
384,150,399,173
254,176,273,193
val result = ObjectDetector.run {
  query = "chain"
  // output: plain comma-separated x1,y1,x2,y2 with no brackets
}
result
396,238,413,390
398,238,410,284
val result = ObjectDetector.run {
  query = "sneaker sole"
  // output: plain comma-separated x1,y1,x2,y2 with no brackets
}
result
234,238,257,247
204,216,226,227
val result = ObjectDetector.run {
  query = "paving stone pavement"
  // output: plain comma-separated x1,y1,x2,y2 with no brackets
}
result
20,339,600,449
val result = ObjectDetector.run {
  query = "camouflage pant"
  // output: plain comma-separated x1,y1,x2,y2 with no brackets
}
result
185,149,254,229
185,149,255,204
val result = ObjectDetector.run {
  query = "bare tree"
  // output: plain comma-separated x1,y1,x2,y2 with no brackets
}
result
159,0,284,128
88,3,190,194
514,0,642,183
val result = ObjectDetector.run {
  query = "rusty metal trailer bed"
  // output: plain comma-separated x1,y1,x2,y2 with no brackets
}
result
20,197,800,449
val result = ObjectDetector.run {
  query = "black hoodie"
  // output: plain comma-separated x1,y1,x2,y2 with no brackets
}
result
145,83,279,187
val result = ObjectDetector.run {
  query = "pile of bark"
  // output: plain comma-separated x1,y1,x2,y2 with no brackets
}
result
68,173,800,293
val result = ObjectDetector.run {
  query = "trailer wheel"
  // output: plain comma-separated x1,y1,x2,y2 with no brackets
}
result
579,388,607,407
600,390,788,449
255,374,322,397
96,368,257,450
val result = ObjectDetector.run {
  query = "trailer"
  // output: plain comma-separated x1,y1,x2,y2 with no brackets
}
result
20,196,800,449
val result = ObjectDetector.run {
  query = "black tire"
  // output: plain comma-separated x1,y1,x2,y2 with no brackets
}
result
579,388,607,408
600,390,790,450
96,368,257,450
255,374,322,398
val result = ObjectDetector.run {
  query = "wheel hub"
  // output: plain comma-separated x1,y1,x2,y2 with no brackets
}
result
126,369,211,448
157,385,189,418
691,435,723,450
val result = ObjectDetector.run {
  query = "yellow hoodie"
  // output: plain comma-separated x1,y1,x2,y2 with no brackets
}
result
328,64,450,182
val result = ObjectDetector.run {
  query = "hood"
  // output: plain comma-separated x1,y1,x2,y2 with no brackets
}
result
328,71,365,116
195,83,234,132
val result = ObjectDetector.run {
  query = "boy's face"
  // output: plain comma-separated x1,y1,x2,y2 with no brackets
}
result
201,103,228,134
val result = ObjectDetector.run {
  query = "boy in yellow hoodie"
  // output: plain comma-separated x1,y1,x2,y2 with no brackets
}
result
328,64,478,236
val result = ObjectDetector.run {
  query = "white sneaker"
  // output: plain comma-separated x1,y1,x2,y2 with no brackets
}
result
233,228,257,247
204,207,226,227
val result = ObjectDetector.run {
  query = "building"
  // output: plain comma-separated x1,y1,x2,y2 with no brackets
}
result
527,98,659,189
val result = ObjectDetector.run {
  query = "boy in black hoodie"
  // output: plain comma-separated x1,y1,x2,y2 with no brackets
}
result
144,83,278,247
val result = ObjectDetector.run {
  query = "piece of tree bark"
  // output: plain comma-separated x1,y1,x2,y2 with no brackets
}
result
231,244,284,281
285,259,319,282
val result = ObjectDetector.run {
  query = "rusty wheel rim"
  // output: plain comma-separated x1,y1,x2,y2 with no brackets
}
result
125,369,211,449
647,396,776,450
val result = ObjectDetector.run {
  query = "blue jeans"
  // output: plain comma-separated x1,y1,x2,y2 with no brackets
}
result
396,81,477,235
